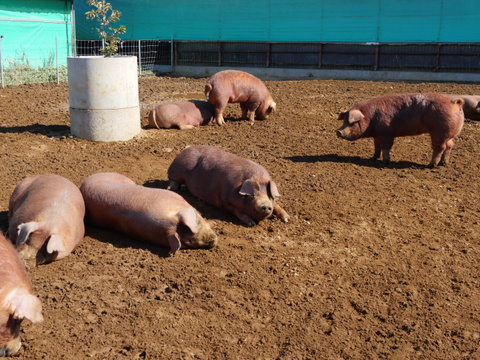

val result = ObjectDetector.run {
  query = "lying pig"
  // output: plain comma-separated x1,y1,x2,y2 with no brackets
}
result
204,70,276,125
0,232,43,356
79,172,218,254
446,94,480,120
8,174,85,268
148,100,215,130
336,93,465,167
168,145,289,227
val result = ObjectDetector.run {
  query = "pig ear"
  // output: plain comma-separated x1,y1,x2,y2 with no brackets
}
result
178,207,199,234
167,234,182,255
268,181,281,199
348,109,364,124
16,222,39,247
46,234,65,254
4,289,44,323
239,180,261,196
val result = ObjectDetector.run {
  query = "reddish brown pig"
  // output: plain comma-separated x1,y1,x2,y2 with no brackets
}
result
148,100,215,130
0,232,43,356
204,70,276,125
79,172,218,254
8,174,85,268
336,93,465,167
167,145,289,227
446,94,480,120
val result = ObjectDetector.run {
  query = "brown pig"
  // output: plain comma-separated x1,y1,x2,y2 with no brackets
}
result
79,172,218,254
0,232,43,356
167,145,289,227
8,174,85,268
336,93,465,167
446,94,480,120
204,70,276,125
148,100,215,130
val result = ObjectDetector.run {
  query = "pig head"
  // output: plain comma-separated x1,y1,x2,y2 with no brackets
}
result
0,233,43,356
168,145,289,227
148,100,215,130
8,174,85,268
80,172,218,254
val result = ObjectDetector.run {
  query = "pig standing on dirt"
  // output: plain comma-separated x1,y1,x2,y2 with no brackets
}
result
79,172,218,254
0,232,43,356
446,94,480,121
167,145,289,227
204,70,276,125
336,93,465,167
148,100,215,130
8,174,85,268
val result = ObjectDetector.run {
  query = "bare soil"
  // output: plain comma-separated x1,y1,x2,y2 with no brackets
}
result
0,75,479,360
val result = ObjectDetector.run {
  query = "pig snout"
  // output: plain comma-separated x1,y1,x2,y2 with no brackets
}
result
254,197,274,218
0,336,22,357
336,127,351,139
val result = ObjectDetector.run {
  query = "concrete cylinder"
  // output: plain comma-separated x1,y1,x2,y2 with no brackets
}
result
67,56,141,142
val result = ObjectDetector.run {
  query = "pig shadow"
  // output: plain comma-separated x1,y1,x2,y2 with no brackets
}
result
143,179,247,226
286,154,424,169
0,124,71,138
85,224,172,258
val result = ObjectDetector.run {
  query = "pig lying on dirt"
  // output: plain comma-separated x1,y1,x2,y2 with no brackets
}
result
204,70,276,125
446,94,480,121
168,145,289,227
336,93,465,167
0,232,43,356
8,174,85,268
148,100,215,130
80,172,218,254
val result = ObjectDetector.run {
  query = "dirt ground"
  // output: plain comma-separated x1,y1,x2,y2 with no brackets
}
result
0,74,479,360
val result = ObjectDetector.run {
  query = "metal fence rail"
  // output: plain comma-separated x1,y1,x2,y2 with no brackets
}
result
166,41,480,73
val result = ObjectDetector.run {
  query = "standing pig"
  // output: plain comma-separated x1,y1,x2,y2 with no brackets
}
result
79,172,218,254
167,145,289,227
204,70,276,125
148,100,215,130
446,94,480,120
8,174,85,268
336,93,465,167
0,232,43,356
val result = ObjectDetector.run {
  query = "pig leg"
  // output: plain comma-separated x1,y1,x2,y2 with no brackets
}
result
429,137,454,167
227,204,256,227
372,138,382,159
272,203,290,222
378,136,394,163
240,103,248,118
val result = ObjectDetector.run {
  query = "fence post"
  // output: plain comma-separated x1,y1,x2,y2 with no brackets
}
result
138,40,141,75
55,37,60,84
0,35,4,88
170,35,174,72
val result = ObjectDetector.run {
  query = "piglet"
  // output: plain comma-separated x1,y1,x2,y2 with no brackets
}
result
0,232,43,356
446,94,480,121
336,93,465,167
204,70,276,125
168,145,289,227
148,100,215,130
8,174,85,268
79,172,218,254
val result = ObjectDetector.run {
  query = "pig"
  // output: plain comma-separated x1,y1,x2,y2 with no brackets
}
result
8,174,85,269
0,232,43,356
446,94,480,121
148,100,215,130
204,70,276,125
336,93,465,167
79,172,218,254
167,145,289,227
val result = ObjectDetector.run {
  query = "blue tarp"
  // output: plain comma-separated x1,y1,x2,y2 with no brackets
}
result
75,0,480,43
